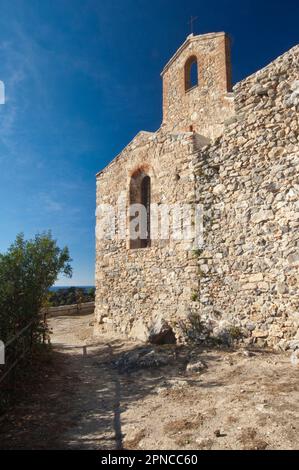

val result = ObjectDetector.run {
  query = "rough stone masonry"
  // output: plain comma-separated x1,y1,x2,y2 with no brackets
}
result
95,32,299,350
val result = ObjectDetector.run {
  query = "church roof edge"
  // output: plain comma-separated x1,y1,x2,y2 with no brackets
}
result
96,131,154,177
161,32,227,77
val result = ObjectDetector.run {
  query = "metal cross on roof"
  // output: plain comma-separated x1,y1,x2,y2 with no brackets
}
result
188,16,198,34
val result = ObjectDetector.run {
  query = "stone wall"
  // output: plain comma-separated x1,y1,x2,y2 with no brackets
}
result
95,33,298,350
95,32,236,342
193,45,299,349
44,302,95,318
95,130,199,341
161,32,234,139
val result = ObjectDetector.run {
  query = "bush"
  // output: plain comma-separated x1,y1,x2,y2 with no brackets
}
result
179,312,243,347
0,232,72,345
178,312,210,344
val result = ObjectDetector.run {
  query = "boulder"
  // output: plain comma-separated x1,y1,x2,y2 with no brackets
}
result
148,316,176,345
186,359,207,374
129,319,150,342
113,346,175,373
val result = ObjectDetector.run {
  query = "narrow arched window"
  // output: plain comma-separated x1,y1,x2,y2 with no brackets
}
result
129,172,151,249
141,176,151,248
185,56,198,92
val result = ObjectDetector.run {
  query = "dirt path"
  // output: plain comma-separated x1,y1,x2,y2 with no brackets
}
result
0,313,298,450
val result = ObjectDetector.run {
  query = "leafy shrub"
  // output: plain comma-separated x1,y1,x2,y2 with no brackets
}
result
0,232,72,345
178,312,210,344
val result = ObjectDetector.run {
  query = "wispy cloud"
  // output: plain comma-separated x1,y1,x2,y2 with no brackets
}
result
0,28,39,158
39,194,64,213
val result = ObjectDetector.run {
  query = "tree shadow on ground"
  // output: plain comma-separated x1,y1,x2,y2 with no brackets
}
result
0,337,273,450
53,340,229,450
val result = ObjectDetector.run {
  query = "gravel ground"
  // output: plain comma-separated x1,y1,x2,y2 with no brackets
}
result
0,313,298,450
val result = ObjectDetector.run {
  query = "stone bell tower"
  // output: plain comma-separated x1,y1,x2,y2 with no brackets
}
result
161,32,235,139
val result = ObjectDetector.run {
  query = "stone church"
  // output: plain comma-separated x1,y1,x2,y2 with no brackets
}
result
95,32,299,349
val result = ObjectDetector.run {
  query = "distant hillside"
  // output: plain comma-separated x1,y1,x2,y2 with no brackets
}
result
49,286,95,292
48,286,95,306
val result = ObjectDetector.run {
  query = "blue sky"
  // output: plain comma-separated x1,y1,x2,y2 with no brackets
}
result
0,0,298,286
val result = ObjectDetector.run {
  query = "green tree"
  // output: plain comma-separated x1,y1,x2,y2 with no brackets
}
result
0,232,72,343
87,287,95,301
